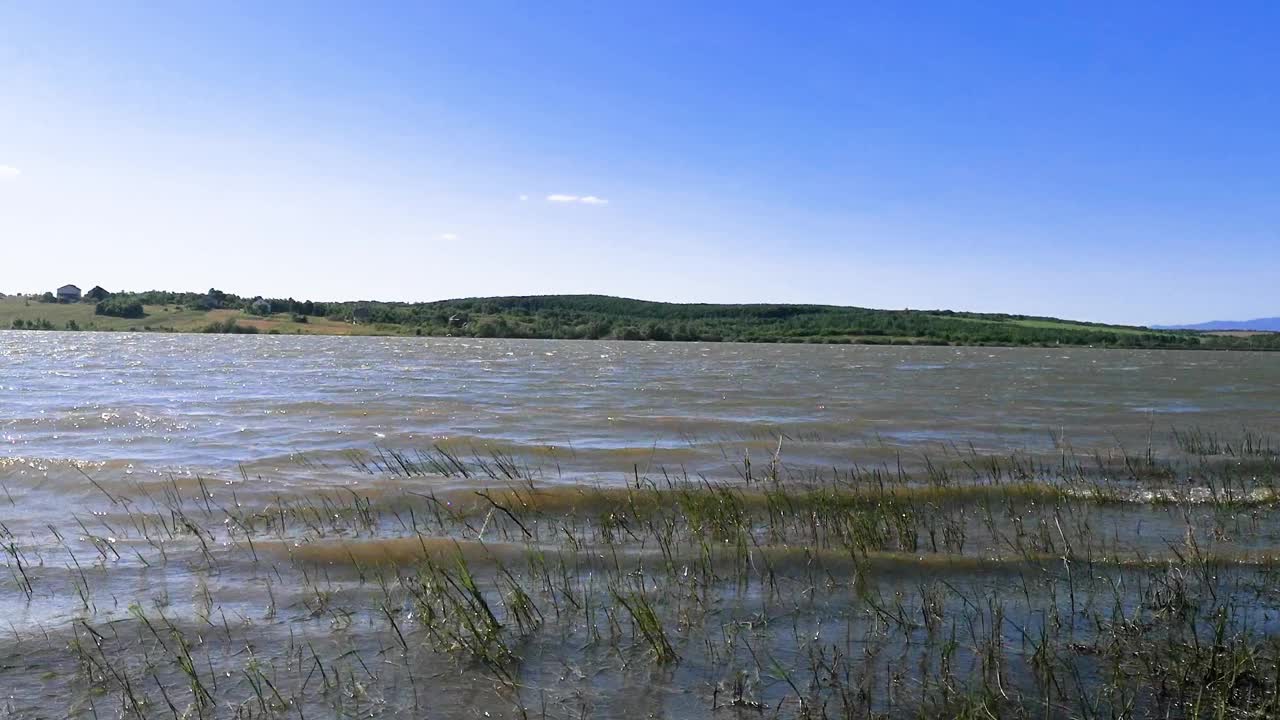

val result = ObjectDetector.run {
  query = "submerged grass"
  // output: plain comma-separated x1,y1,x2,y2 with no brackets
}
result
6,427,1280,718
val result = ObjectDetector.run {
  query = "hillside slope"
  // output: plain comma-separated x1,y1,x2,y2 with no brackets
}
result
3,292,1278,349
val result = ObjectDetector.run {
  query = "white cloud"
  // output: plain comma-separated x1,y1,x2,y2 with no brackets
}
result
0,166,20,181
519,194,529,201
438,233,459,241
546,193,609,205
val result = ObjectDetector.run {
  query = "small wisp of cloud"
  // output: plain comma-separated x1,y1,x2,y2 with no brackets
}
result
546,193,608,205
438,233,459,241
0,166,20,181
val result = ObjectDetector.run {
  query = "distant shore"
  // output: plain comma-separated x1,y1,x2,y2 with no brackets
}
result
2,292,1277,350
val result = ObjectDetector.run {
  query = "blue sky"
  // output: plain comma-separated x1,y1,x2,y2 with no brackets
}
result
1,2,1276,324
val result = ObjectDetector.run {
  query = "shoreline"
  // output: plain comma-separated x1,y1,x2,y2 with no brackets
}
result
4,323,1279,351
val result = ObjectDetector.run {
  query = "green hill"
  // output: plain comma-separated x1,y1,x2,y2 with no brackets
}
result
3,291,1277,349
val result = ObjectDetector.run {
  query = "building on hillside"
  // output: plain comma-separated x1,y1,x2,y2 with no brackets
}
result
57,284,82,302
85,286,111,301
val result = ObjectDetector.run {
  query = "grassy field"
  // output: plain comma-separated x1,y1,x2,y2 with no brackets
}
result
0,297,397,336
0,298,207,331
1009,317,1152,334
931,313,1154,336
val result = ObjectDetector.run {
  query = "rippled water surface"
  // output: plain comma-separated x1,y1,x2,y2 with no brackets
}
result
4,332,1277,478
3,331,1280,718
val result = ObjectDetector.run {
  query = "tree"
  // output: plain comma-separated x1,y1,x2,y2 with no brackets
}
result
583,320,612,339
205,288,228,309
642,321,672,341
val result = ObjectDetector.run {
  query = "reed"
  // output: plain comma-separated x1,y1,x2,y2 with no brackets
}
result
7,426,1280,717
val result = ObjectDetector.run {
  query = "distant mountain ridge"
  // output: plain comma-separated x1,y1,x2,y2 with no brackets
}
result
1154,318,1280,332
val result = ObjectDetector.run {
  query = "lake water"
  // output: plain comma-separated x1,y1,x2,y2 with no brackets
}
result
4,332,1277,480
3,331,1279,718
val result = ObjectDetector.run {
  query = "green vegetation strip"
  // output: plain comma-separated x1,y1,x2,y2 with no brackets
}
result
5,291,1278,348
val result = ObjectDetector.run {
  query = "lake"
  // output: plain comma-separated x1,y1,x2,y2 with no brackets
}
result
4,332,1276,476
3,332,1279,718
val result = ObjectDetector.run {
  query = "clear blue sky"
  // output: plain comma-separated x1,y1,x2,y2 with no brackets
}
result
1,2,1276,324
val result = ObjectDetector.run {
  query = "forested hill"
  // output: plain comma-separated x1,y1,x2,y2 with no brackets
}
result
10,289,1278,350
378,294,1182,346
368,294,1271,348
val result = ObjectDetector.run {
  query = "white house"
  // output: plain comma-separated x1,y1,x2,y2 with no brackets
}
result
57,284,82,302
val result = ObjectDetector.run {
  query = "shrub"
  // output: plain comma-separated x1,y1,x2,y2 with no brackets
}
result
201,318,259,334
14,318,56,330
95,297,146,319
